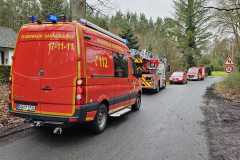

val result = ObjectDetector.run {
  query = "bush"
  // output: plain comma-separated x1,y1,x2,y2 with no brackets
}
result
205,66,212,76
0,65,11,82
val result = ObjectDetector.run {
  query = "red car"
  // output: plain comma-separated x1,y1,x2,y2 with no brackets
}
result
169,71,188,84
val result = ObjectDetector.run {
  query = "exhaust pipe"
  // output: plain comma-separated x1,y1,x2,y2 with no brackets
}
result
53,127,63,135
33,121,42,127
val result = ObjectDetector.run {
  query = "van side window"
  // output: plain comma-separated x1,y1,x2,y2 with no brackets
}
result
113,53,128,77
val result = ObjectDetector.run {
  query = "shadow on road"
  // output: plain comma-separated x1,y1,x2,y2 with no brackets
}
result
142,88,167,96
28,111,138,146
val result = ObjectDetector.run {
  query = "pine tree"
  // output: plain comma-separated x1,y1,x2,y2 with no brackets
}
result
0,0,40,30
120,25,139,50
174,0,211,67
39,0,66,18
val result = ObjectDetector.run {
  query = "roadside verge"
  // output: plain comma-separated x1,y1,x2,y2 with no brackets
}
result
0,83,32,138
0,122,32,139
201,86,240,160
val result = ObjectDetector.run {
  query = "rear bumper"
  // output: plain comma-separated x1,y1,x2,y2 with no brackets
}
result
170,80,184,84
9,103,98,126
187,76,198,80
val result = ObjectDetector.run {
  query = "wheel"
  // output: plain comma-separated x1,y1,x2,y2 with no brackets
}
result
91,104,108,134
163,80,167,88
156,84,160,92
198,74,201,81
132,95,141,111
154,81,160,93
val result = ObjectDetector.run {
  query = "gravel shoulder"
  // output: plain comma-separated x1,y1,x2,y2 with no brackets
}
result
201,86,240,160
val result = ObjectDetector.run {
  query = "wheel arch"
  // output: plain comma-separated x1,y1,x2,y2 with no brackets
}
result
100,99,110,112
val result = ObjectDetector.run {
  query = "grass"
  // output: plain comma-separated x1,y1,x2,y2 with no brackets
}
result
215,72,240,99
210,71,228,77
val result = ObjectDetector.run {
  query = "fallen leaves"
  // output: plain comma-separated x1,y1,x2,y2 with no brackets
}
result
0,84,24,130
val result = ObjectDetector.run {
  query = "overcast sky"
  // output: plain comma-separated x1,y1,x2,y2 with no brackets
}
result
88,0,175,20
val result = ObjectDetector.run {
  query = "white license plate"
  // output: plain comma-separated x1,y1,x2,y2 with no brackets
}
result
16,103,36,112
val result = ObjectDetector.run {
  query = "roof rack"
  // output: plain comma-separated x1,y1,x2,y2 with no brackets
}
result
79,19,127,44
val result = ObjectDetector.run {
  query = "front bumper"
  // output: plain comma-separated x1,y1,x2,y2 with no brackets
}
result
9,103,98,126
142,85,155,89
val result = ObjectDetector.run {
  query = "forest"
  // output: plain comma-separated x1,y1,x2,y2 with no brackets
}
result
0,0,239,71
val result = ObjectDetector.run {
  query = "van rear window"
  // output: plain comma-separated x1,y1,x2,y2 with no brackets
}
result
14,31,77,78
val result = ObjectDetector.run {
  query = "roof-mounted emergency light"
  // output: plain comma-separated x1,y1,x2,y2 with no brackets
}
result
30,16,37,23
123,39,128,45
48,14,58,23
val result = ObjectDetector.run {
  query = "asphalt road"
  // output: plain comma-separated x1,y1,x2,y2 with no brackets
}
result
0,77,220,160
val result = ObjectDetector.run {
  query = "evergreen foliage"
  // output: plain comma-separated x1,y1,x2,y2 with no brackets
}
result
120,25,139,50
174,0,211,67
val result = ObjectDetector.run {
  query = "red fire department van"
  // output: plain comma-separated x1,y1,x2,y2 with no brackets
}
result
187,66,205,81
9,18,142,133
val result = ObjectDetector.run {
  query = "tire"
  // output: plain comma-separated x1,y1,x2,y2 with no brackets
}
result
91,104,108,134
198,75,201,81
156,85,160,93
132,95,141,111
154,81,160,93
163,80,167,88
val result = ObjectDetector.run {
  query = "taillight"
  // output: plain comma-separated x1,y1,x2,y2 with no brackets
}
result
8,78,12,102
75,79,84,106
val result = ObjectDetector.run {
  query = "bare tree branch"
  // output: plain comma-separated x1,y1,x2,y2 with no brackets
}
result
203,6,240,11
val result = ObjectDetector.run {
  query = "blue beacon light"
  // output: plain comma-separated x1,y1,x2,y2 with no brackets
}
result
123,39,129,45
48,15,58,23
30,16,37,23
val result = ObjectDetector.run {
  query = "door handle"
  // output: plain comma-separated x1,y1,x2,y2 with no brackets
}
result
38,68,45,76
41,86,52,91
128,79,134,82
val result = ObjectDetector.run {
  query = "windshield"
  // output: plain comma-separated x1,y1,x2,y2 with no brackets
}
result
172,72,183,77
188,67,198,74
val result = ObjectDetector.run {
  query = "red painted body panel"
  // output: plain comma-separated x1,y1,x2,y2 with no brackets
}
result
12,24,78,116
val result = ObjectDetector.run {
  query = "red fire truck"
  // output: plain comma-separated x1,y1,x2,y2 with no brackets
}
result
187,66,205,81
131,49,167,93
9,17,142,134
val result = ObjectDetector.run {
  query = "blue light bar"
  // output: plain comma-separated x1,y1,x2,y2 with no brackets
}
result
123,39,128,45
48,14,58,23
30,16,37,23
